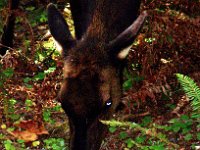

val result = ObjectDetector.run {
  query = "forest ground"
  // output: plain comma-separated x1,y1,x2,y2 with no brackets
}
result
0,0,200,149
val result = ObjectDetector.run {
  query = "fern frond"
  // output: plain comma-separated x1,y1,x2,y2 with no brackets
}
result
176,73,200,115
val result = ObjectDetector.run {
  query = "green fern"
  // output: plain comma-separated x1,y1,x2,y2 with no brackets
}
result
176,73,200,116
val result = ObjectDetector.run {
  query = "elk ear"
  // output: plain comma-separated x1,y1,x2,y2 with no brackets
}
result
47,3,75,53
108,11,147,59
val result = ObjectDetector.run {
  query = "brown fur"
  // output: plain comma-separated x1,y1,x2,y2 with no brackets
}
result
47,0,144,149
58,40,122,150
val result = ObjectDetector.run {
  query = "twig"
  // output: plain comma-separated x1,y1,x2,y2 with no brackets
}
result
0,43,16,51
121,111,150,120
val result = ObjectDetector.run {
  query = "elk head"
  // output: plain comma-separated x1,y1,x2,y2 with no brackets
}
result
47,3,147,150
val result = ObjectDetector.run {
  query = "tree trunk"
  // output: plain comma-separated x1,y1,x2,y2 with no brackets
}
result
0,0,20,55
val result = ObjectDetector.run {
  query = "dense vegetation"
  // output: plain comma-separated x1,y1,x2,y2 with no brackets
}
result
0,0,200,149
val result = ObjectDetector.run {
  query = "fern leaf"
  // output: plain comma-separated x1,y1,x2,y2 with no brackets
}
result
176,73,200,115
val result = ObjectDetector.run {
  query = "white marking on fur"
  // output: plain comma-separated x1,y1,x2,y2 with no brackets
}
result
117,45,132,59
53,38,63,53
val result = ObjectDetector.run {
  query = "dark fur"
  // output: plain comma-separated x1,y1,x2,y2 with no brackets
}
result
69,0,95,39
0,0,19,55
48,1,146,149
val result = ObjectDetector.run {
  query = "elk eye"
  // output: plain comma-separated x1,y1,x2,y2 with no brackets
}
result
105,99,112,107
101,99,112,113
66,56,78,63
70,58,74,62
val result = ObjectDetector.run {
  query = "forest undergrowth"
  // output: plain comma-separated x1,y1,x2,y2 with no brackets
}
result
0,0,200,149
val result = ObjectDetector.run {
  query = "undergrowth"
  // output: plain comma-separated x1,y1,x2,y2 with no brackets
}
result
0,0,200,150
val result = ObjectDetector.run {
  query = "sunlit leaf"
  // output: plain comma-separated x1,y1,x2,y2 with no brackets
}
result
4,140,16,150
1,124,6,129
32,141,40,147
44,67,56,74
125,138,134,148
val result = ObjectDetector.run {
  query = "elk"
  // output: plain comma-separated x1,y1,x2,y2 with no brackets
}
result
47,0,147,150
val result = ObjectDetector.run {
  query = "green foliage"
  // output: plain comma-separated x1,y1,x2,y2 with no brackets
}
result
34,46,59,67
17,140,25,148
23,67,56,85
184,133,193,141
144,37,156,43
141,116,152,127
167,115,193,134
4,140,16,150
0,133,5,139
23,77,33,88
0,1,199,149
0,66,14,121
44,67,56,74
101,119,179,149
0,66,14,88
123,69,134,91
119,131,128,139
176,73,200,116
43,108,54,124
43,105,62,124
108,126,117,133
1,98,64,149
197,133,200,140
7,127,15,133
125,138,135,148
2,68,14,78
111,112,200,149
25,99,33,111
123,69,144,91
5,99,20,121
43,138,67,150
0,0,7,9
26,7,47,27
33,72,45,81
103,112,199,149
33,67,56,81
147,144,165,150
123,78,133,91
135,136,146,144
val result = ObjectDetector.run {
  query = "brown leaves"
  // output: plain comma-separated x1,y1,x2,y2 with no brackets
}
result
9,130,38,142
8,120,48,142
126,0,200,108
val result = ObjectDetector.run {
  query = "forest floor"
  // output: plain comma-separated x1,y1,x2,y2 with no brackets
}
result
0,0,200,150
1,49,199,150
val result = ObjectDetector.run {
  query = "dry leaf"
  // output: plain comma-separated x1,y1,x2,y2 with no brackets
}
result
16,120,48,135
9,130,38,142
